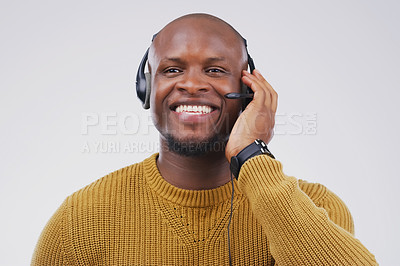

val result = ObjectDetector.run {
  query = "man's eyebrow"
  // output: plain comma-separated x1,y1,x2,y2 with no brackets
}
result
205,57,226,63
160,57,184,64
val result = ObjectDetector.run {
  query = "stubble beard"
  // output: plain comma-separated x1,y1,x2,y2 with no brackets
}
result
156,110,236,157
164,133,228,157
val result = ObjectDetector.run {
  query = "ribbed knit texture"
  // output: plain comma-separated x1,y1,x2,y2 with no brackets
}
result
32,154,376,265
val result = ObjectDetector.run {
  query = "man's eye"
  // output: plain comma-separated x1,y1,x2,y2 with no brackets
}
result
206,68,225,73
164,68,181,73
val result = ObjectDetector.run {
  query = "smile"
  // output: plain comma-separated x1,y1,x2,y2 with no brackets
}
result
174,105,213,115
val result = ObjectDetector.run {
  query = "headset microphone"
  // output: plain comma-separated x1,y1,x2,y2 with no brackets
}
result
224,93,254,99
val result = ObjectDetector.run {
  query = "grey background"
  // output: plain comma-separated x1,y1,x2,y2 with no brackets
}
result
1,0,398,265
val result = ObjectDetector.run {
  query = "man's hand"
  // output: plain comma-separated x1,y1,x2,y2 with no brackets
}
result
225,69,278,162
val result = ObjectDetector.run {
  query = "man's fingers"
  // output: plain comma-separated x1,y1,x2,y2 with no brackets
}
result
241,73,266,105
242,70,276,111
252,69,278,112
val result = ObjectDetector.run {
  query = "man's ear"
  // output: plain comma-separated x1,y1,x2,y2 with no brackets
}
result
143,72,151,109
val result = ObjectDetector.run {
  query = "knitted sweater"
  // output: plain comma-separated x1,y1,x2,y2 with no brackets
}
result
32,154,376,265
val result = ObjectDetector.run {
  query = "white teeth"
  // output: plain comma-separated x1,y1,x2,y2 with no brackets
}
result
174,105,213,114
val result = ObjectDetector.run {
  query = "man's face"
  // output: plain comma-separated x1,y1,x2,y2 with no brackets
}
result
149,19,247,155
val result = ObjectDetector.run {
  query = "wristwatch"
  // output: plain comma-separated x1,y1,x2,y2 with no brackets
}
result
230,139,275,179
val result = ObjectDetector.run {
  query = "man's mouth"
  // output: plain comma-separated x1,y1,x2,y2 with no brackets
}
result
174,105,214,115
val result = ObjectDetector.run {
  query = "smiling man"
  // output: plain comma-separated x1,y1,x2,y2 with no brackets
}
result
149,15,255,190
32,14,377,265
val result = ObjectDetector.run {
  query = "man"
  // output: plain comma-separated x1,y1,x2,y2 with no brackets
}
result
32,14,377,265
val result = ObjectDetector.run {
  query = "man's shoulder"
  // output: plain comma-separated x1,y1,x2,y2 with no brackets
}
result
298,179,354,233
298,179,345,206
298,179,329,204
298,179,346,207
65,153,158,206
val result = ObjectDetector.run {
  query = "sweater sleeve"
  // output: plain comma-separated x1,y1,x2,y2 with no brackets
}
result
237,155,377,265
31,199,71,266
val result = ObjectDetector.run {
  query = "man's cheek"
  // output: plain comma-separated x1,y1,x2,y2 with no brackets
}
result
150,107,169,133
219,111,239,131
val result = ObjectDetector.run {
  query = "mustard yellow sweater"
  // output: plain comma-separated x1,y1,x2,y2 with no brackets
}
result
32,154,376,265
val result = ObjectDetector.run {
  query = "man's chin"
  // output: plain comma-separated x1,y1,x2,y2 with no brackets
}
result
164,134,227,157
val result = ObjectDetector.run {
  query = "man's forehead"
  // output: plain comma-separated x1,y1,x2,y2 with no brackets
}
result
154,32,238,54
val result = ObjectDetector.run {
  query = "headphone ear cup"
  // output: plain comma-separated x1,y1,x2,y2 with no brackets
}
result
142,72,151,109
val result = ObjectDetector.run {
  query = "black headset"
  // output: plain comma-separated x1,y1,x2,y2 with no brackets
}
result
135,34,256,110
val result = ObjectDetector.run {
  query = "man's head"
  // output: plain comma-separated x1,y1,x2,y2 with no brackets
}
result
147,14,249,156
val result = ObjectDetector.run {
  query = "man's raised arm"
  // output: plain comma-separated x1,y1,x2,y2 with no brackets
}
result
238,155,377,265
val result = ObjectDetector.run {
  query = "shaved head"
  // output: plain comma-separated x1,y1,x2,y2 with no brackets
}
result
155,13,245,46
148,13,248,71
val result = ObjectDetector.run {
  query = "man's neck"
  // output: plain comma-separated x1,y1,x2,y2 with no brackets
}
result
156,140,232,190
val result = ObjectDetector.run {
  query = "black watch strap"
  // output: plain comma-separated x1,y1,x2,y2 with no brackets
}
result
230,139,275,179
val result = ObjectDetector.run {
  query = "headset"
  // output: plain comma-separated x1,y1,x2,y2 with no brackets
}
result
135,34,256,110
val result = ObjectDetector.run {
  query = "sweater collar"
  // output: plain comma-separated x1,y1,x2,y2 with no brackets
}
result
143,153,240,207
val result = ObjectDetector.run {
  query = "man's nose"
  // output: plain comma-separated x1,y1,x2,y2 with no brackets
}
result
175,71,211,95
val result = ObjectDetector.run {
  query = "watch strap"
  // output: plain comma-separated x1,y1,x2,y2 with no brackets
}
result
230,139,275,179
